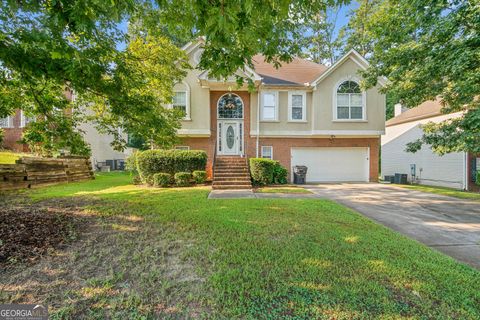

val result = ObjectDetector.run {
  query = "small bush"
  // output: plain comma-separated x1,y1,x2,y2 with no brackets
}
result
136,149,207,184
192,170,207,184
125,152,139,182
249,158,276,185
273,162,288,184
174,172,191,187
476,171,480,186
153,173,172,187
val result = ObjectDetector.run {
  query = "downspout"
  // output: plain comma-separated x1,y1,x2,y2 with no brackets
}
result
256,85,260,158
464,152,468,191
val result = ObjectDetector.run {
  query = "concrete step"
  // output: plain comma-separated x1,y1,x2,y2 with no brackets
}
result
213,180,252,186
212,184,252,190
214,169,249,173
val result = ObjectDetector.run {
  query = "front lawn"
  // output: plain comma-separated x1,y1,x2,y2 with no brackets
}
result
255,186,313,194
400,184,480,201
1,173,479,319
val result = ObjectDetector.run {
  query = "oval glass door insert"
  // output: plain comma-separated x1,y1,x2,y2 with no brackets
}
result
226,125,235,149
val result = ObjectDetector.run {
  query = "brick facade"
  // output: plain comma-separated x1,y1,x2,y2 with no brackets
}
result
179,90,380,182
1,110,27,152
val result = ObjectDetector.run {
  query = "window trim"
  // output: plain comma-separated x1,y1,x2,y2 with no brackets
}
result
288,91,307,122
0,116,12,128
261,146,273,160
20,111,35,128
172,81,191,120
333,78,367,122
260,91,279,122
175,146,190,150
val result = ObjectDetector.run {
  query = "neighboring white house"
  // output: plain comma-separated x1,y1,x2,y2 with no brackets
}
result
381,99,478,191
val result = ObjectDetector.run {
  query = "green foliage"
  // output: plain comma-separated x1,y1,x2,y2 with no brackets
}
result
153,173,172,188
0,2,189,155
477,171,480,187
192,170,207,184
0,128,3,145
350,0,480,154
136,149,207,184
249,158,276,186
174,172,191,187
126,133,149,151
125,152,139,177
273,163,288,185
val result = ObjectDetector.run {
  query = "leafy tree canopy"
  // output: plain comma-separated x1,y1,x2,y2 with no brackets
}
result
0,0,347,155
352,0,480,154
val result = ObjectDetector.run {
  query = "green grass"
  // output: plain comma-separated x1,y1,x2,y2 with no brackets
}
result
255,186,312,194
400,184,480,201
8,173,480,318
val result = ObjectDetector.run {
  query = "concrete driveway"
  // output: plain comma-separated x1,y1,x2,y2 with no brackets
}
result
305,183,480,269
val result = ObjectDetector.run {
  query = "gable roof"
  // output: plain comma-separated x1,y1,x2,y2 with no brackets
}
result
252,55,327,86
386,99,444,127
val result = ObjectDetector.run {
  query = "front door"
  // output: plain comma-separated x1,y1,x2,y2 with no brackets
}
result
218,121,242,155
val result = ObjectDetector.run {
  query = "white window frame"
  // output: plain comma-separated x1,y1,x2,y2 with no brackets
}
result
261,146,273,160
172,81,191,120
175,146,190,150
260,91,279,121
0,116,12,128
20,111,35,128
333,78,367,121
288,91,307,122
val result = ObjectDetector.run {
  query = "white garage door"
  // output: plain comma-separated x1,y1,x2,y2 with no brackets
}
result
291,147,369,182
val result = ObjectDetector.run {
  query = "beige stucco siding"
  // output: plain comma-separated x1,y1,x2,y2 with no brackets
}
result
313,59,385,133
177,61,211,135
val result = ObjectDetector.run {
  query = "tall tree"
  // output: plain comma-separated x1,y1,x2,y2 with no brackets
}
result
353,0,480,154
0,0,347,154
300,6,343,65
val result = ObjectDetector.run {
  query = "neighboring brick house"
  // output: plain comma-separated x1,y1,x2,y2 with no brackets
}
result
176,39,386,184
382,100,479,191
0,109,32,152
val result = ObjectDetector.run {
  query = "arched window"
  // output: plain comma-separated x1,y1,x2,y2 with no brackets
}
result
336,80,364,120
217,93,243,119
172,81,190,120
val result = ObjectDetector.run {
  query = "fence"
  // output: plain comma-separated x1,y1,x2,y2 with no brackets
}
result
0,157,94,190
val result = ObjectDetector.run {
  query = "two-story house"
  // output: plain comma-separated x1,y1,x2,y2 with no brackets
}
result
176,39,385,184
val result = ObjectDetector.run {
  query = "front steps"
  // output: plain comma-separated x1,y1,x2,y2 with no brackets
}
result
212,157,252,190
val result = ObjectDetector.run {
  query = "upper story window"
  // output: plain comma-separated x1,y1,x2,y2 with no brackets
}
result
260,91,278,121
20,111,35,128
335,80,365,120
0,116,12,128
218,93,243,119
288,91,306,121
172,82,190,120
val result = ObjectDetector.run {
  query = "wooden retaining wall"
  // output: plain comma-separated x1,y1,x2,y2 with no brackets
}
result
0,157,94,190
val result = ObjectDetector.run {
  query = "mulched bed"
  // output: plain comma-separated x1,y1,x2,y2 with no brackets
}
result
0,206,79,265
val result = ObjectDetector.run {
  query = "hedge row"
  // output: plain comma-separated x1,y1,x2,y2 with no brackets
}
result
152,171,207,187
249,158,288,186
133,149,207,184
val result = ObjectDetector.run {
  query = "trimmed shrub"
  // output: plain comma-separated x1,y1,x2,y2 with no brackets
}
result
192,170,207,184
136,149,207,184
153,173,171,187
175,172,191,187
249,158,276,185
273,162,288,184
477,171,480,186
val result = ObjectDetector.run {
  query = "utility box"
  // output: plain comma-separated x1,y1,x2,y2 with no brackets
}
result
293,165,308,184
394,173,408,184
384,175,395,183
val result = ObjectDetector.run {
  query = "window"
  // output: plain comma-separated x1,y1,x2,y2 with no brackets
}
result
175,146,190,150
336,80,364,120
217,93,243,119
0,116,11,128
288,91,306,121
261,146,273,159
173,91,188,117
261,91,278,121
20,111,35,128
